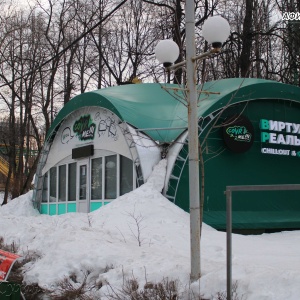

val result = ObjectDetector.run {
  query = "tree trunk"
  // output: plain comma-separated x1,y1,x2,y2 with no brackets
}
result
239,0,254,77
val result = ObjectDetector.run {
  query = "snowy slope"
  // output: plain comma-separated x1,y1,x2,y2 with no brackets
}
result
0,159,300,299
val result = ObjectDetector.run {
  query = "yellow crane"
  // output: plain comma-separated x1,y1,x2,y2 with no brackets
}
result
0,156,9,177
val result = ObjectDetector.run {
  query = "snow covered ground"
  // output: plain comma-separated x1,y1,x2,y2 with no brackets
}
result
0,159,300,299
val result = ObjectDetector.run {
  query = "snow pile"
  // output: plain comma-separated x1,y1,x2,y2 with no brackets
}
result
0,159,300,299
0,190,39,217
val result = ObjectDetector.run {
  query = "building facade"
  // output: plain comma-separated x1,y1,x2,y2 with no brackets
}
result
33,78,300,231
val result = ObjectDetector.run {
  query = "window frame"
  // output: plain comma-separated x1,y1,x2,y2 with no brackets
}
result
41,153,136,209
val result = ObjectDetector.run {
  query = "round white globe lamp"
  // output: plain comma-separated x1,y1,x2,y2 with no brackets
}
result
154,39,179,67
202,15,230,49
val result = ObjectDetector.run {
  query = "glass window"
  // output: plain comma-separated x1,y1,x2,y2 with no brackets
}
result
91,157,102,200
105,155,117,199
42,172,48,203
136,164,144,187
49,167,57,202
79,165,87,200
120,156,133,195
58,165,66,202
68,163,77,201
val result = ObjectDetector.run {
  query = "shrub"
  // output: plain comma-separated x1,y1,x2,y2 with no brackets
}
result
45,269,101,300
0,236,45,299
106,276,179,300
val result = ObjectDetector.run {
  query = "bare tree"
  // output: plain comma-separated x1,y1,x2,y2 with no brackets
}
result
1,0,300,205
0,8,44,202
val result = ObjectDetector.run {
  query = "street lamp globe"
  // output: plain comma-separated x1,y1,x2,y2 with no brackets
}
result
154,39,179,67
202,15,230,49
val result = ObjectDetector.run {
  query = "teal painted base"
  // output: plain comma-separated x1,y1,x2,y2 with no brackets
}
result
58,203,66,215
40,201,111,215
90,202,102,211
41,204,48,214
67,203,76,213
49,204,56,215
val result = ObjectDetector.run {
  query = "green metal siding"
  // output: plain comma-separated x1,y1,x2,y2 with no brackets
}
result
171,99,300,230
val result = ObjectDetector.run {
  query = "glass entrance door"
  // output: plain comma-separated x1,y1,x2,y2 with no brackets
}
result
77,159,89,213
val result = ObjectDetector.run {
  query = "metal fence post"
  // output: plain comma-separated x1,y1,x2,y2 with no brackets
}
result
225,184,300,300
226,187,232,300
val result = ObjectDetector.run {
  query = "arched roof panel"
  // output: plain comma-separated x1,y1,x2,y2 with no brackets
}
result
46,79,300,143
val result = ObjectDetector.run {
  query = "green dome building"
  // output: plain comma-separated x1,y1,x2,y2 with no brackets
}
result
33,78,300,232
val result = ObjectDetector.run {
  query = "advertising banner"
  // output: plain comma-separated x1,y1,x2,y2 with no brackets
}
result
0,250,20,281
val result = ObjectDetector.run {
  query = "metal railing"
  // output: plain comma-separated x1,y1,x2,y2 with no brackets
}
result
224,184,300,300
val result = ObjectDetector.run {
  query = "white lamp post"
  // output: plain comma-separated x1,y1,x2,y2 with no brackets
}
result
155,8,230,282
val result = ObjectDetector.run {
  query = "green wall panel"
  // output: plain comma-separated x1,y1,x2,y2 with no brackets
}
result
171,99,300,230
90,202,102,211
40,204,48,214
67,203,76,213
49,204,56,216
58,203,66,215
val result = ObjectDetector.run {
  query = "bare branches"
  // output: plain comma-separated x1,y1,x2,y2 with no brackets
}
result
141,0,175,13
126,206,146,247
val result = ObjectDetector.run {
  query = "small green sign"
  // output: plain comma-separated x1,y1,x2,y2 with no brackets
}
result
73,115,95,141
226,126,252,142
222,115,254,153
